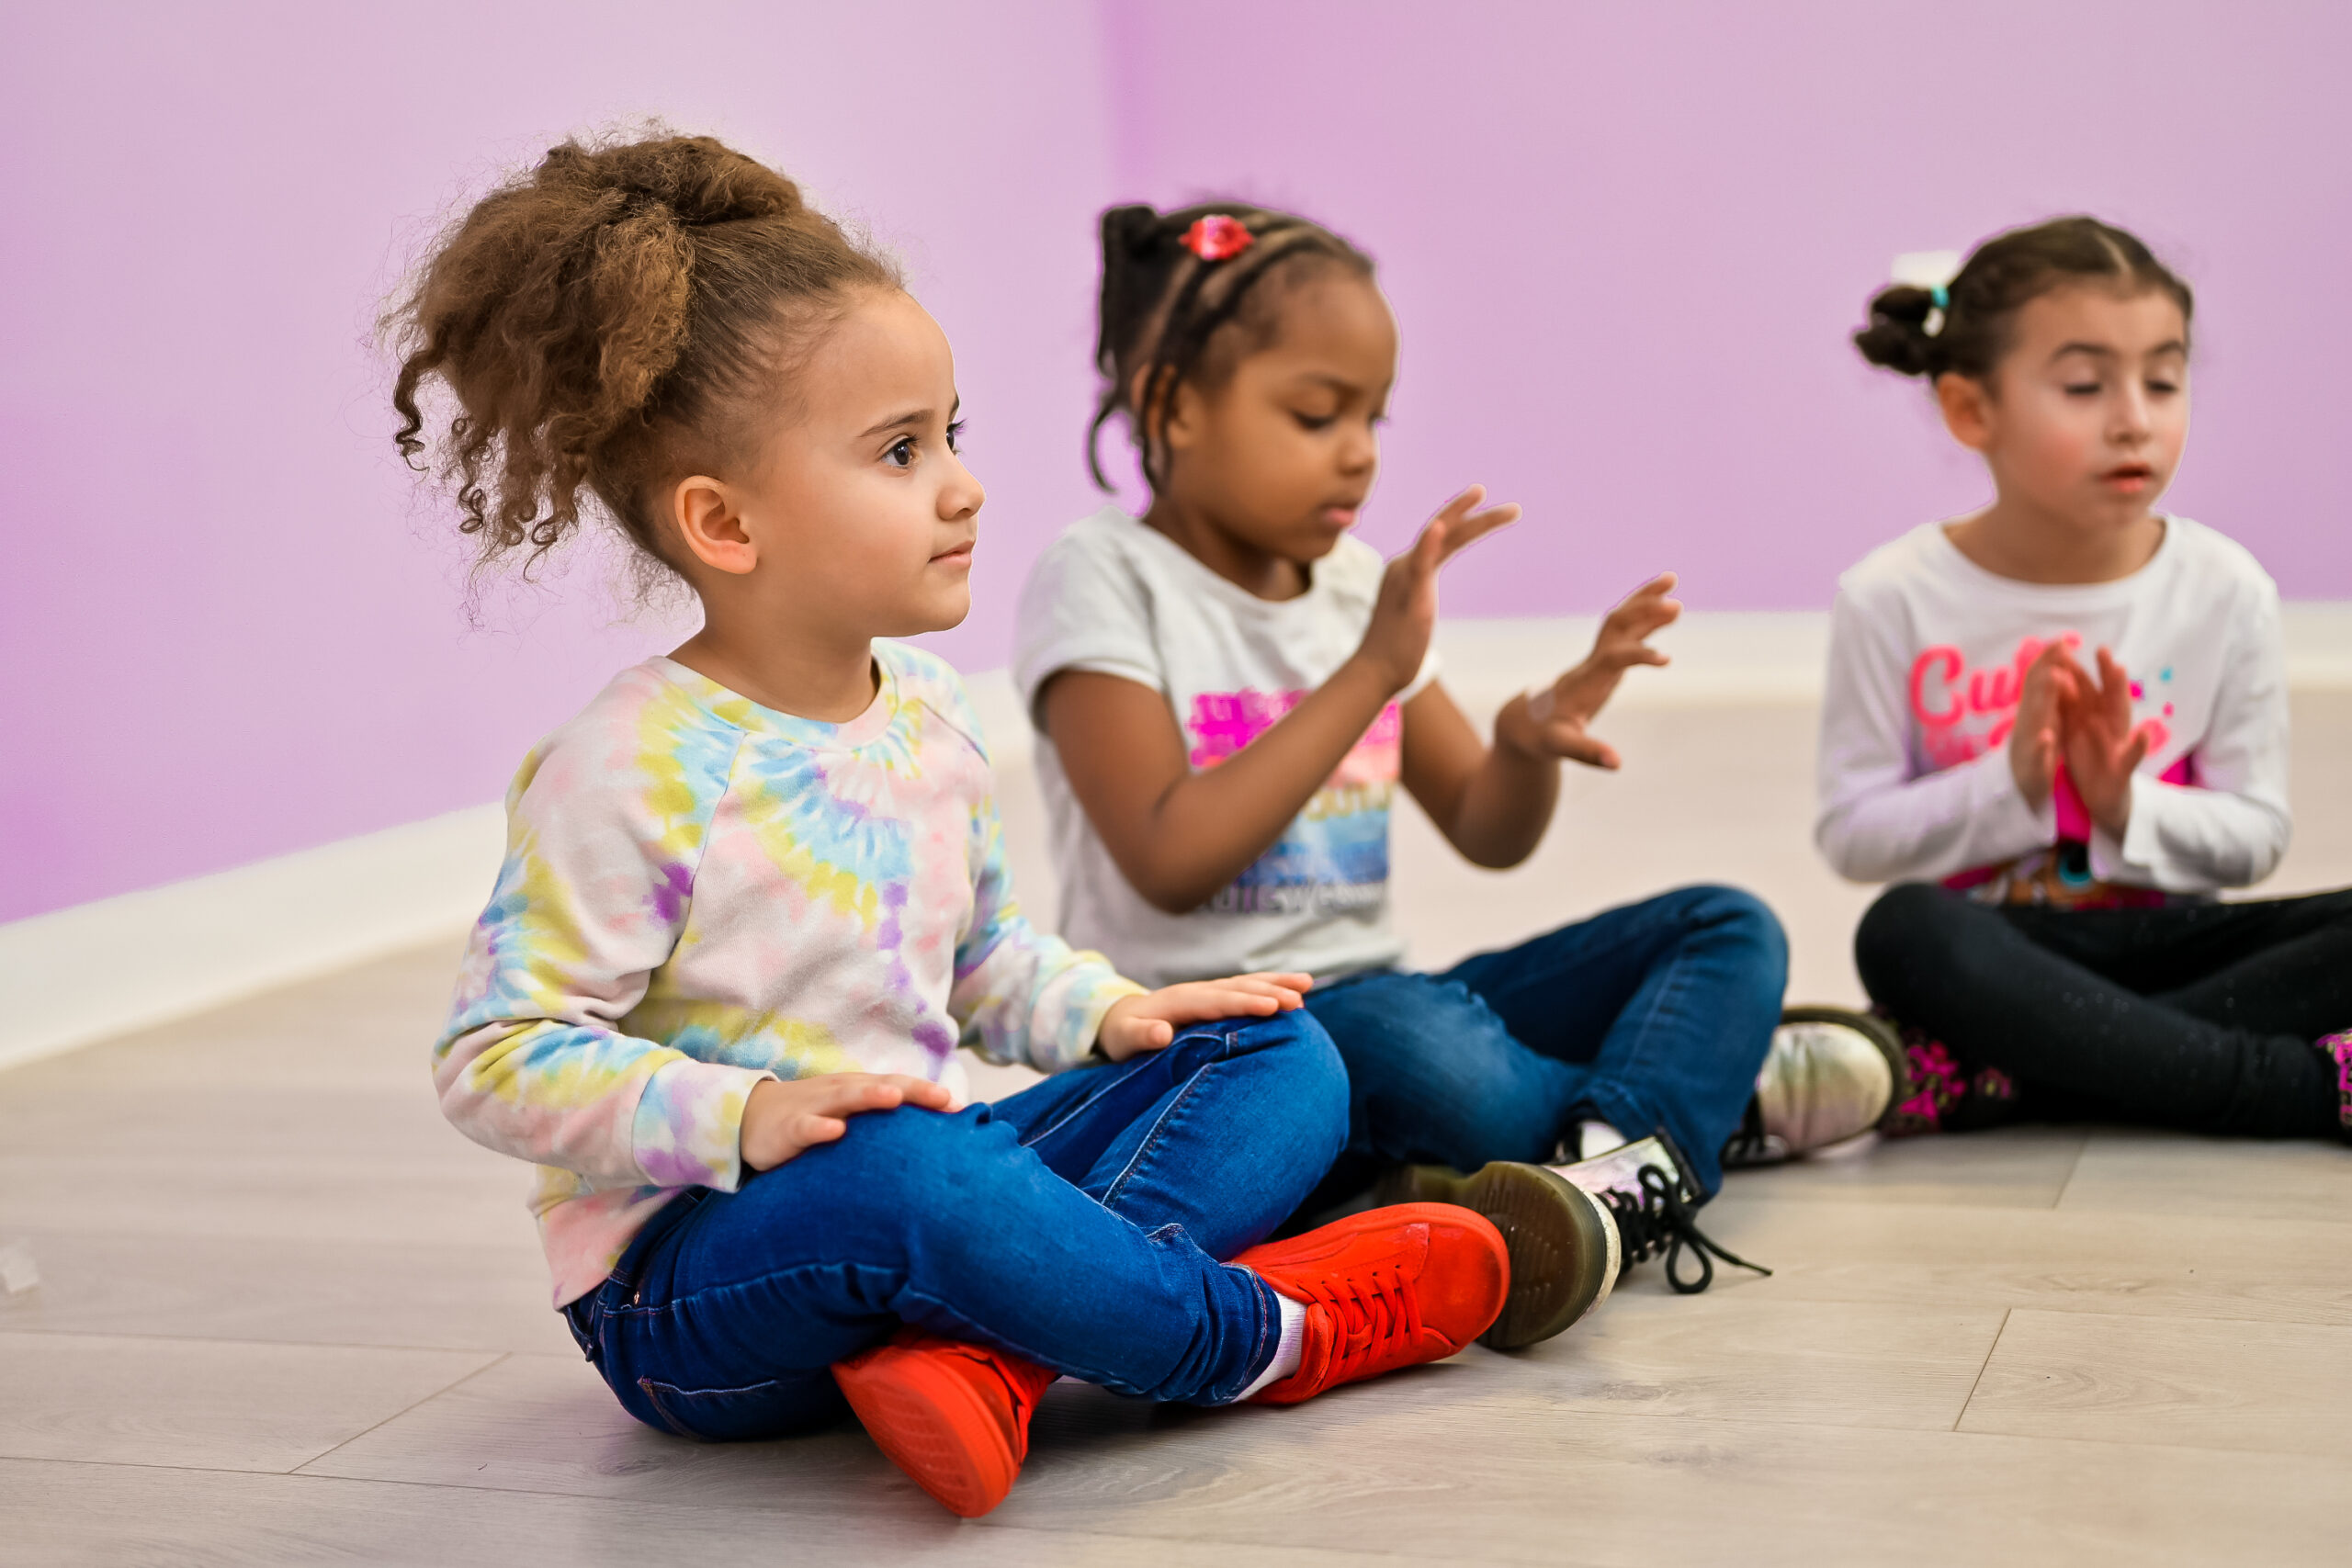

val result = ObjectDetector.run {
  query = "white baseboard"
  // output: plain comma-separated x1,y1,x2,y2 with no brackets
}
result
0,805,506,1073
7,604,2346,1074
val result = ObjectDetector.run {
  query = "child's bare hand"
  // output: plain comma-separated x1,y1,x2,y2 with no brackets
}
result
1354,487,1520,694
1502,573,1679,769
739,1073,958,1172
1097,973,1315,1063
2007,637,2079,807
2057,645,2151,836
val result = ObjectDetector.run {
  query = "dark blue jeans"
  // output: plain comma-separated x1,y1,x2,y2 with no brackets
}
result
1304,885,1786,1200
561,1010,1346,1441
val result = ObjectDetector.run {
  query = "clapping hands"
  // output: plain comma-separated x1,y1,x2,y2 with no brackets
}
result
2007,638,2154,837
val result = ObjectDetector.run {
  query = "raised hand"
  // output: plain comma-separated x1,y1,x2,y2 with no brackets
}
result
739,1072,960,1171
1355,486,1521,694
2006,637,2080,808
2057,645,2152,836
1502,573,1680,770
1097,972,1315,1062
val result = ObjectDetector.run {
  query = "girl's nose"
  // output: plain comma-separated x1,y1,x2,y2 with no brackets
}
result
940,455,985,520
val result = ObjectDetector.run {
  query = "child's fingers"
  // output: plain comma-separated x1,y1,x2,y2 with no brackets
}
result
1547,728,1622,769
1431,485,1487,525
793,1114,849,1150
1433,502,1521,564
882,1075,957,1111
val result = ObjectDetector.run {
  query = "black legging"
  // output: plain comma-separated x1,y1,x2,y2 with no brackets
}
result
1855,884,2352,1139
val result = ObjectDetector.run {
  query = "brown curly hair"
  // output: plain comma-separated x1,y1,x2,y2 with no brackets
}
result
390,132,899,577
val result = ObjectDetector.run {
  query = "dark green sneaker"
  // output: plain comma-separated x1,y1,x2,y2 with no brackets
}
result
1374,1160,1619,1349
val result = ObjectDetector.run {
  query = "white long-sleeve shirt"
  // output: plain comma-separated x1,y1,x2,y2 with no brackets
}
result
1815,516,2290,902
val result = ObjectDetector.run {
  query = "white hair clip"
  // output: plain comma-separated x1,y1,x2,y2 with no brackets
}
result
1892,250,1962,338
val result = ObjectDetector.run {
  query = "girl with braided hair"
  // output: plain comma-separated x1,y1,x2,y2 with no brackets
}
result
1016,202,1904,1326
399,135,1521,1519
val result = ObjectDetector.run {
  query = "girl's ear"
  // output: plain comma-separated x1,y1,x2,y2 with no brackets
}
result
1159,378,1205,457
670,477,759,575
1936,372,1996,454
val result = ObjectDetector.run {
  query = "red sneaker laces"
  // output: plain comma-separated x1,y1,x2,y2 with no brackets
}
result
1294,1261,1424,1381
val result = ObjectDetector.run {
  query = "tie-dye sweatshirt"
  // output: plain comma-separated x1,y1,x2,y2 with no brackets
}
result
435,642,1145,1306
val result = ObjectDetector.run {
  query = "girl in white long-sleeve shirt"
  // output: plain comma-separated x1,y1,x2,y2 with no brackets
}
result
1823,215,2350,1142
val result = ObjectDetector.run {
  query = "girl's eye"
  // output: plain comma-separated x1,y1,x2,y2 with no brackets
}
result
2147,378,2180,396
2064,382,2102,398
946,420,966,454
1292,412,1337,433
886,436,917,468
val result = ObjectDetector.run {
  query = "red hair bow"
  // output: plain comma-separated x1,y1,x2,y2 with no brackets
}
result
1181,214,1255,263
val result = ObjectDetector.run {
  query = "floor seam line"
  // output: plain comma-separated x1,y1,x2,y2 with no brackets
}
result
1953,1306,2011,1431
288,1351,511,1475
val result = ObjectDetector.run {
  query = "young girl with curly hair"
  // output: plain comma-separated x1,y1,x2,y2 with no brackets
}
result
395,134,1518,1519
1826,215,2352,1140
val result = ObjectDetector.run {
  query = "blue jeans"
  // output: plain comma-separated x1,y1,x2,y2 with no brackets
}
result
561,1010,1347,1440
1304,886,1786,1200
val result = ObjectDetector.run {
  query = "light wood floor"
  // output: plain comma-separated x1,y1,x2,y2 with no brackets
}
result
5,694,2349,1565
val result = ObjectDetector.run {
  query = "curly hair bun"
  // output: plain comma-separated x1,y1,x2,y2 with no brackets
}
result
390,131,894,579
1853,284,1941,378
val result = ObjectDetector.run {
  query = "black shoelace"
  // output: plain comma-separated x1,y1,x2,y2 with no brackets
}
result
1720,1098,1773,1167
1596,1164,1772,1295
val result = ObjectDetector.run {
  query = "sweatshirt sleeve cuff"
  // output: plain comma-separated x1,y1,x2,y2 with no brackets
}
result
1970,746,2056,860
1035,964,1148,1074
2091,773,2163,885
631,1057,776,1191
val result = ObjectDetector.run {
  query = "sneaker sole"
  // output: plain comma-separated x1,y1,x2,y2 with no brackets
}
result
833,1351,1020,1518
1376,1162,1620,1350
1781,1004,1914,1125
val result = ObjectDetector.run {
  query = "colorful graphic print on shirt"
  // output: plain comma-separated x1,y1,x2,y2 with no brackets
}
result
1187,690,1399,916
1909,634,2195,906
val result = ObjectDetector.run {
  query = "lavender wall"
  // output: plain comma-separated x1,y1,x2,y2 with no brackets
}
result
1101,0,2352,612
0,0,1118,922
6,0,2347,922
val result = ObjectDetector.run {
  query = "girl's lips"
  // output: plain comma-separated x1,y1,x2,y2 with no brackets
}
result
2100,468,2152,492
932,544,975,567
1319,505,1360,527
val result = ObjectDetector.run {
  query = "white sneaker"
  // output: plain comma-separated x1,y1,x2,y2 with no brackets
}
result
1548,1133,1770,1295
1725,1007,1908,1168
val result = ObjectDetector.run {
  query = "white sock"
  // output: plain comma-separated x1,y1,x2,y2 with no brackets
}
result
1234,1290,1307,1401
1579,1120,1628,1160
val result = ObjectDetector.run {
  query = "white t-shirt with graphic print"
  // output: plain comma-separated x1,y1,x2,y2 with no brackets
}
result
1815,514,2290,899
1014,506,1437,988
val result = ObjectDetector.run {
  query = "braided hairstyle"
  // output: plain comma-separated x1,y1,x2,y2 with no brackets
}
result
1089,200,1374,491
1854,215,2192,384
390,132,899,578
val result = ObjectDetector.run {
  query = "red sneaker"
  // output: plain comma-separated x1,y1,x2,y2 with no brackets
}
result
1233,1203,1509,1404
832,1328,1057,1517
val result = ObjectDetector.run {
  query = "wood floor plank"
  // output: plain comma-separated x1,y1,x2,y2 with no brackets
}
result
0,1228,570,1355
0,1152,537,1249
1690,1193,2352,1326
290,1350,2347,1566
1471,1292,2003,1431
1717,1123,2087,1209
1958,1308,2352,1455
2057,1129,2352,1224
0,1332,496,1472
0,1460,1477,1568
